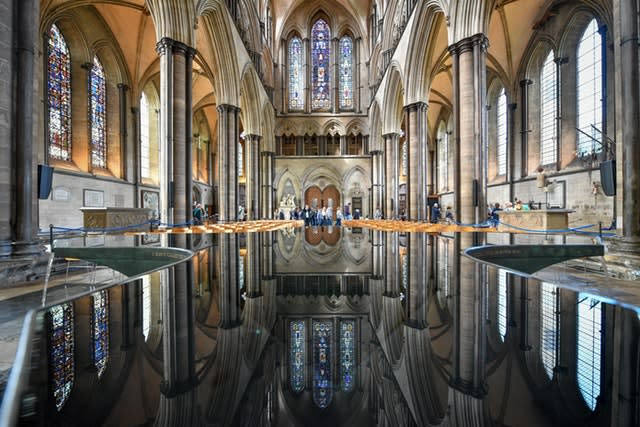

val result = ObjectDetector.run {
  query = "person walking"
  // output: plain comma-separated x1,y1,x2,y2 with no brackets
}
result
430,203,440,224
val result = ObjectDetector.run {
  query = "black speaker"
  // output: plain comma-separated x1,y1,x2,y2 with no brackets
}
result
600,160,616,196
37,164,54,199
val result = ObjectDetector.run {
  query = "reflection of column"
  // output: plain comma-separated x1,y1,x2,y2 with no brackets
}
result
157,38,196,227
405,102,428,221
451,237,487,396
383,133,400,219
449,34,488,231
219,234,240,327
217,104,240,222
384,232,399,296
161,256,196,397
406,233,427,328
246,232,261,297
12,0,40,255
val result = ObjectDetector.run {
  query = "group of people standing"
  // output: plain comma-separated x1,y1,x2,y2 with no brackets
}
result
275,201,363,227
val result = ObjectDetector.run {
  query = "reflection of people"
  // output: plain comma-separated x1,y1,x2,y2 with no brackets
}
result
237,205,245,221
445,206,454,224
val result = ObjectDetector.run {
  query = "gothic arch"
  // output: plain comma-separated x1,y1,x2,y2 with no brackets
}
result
381,65,405,134
240,65,263,135
447,0,496,45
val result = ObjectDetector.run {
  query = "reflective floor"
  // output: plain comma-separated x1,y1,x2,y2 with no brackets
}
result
2,227,639,426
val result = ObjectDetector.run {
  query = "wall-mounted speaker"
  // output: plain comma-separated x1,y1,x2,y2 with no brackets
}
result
599,160,616,196
37,164,53,199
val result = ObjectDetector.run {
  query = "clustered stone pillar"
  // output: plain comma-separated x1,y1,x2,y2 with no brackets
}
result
219,234,241,328
261,151,275,218
616,0,640,244
12,0,40,255
448,34,488,235
217,104,240,222
405,102,428,221
156,38,196,227
371,150,384,216
245,134,261,220
383,132,400,219
406,233,428,328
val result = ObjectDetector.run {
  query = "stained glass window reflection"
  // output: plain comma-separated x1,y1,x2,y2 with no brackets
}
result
47,24,72,161
311,20,331,110
313,320,332,408
290,320,306,393
92,290,109,378
340,320,355,392
339,36,353,109
577,293,602,411
497,269,507,341
541,283,559,379
288,37,304,111
90,56,107,168
49,302,74,411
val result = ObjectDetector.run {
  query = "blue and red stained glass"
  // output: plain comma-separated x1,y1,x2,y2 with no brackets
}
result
47,24,72,161
49,302,74,411
311,20,331,110
290,320,306,393
340,320,355,391
313,320,332,408
90,56,107,168
339,36,353,109
288,37,304,111
92,290,109,378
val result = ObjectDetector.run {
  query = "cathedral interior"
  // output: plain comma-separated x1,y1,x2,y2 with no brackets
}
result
0,0,640,425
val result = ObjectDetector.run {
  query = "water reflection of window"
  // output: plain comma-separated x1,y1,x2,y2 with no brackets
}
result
290,320,306,393
437,239,450,305
238,250,246,294
540,283,559,379
340,320,355,392
401,250,408,302
49,302,74,411
313,320,333,408
497,269,507,341
92,290,109,378
577,293,602,411
142,275,151,341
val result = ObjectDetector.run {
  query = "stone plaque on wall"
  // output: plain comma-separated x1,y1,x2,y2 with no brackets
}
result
83,189,104,207
52,186,70,202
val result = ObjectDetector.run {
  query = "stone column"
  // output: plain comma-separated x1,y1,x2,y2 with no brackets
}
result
405,102,428,221
156,38,195,227
371,150,383,216
217,104,240,222
117,83,129,179
261,151,274,218
519,79,532,180
355,37,362,113
245,134,261,219
332,37,339,113
383,132,400,219
615,0,640,242
448,35,488,236
340,135,347,155
12,0,40,255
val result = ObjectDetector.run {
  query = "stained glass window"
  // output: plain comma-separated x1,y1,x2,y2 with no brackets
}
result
313,320,332,408
541,282,559,379
540,51,557,165
89,56,107,168
496,88,507,175
92,290,109,378
311,20,331,110
288,37,304,111
49,302,74,411
577,293,602,411
47,24,72,161
339,36,353,109
238,141,244,176
340,320,355,392
140,94,150,179
577,19,603,156
290,320,306,393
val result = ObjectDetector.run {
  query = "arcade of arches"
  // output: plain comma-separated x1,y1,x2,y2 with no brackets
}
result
2,0,640,425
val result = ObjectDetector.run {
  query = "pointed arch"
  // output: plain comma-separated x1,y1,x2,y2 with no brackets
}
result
381,65,405,134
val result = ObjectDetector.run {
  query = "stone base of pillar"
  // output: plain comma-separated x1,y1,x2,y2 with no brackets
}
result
0,241,12,257
13,240,44,256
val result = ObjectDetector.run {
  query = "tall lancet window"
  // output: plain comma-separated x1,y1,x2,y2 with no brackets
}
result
496,88,507,175
288,37,304,111
340,320,355,392
577,19,603,156
311,19,331,110
49,302,75,411
89,55,107,168
140,93,150,179
577,294,602,411
540,50,557,166
339,36,353,110
47,24,72,161
540,283,559,379
313,320,333,408
290,320,306,393
92,290,109,378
